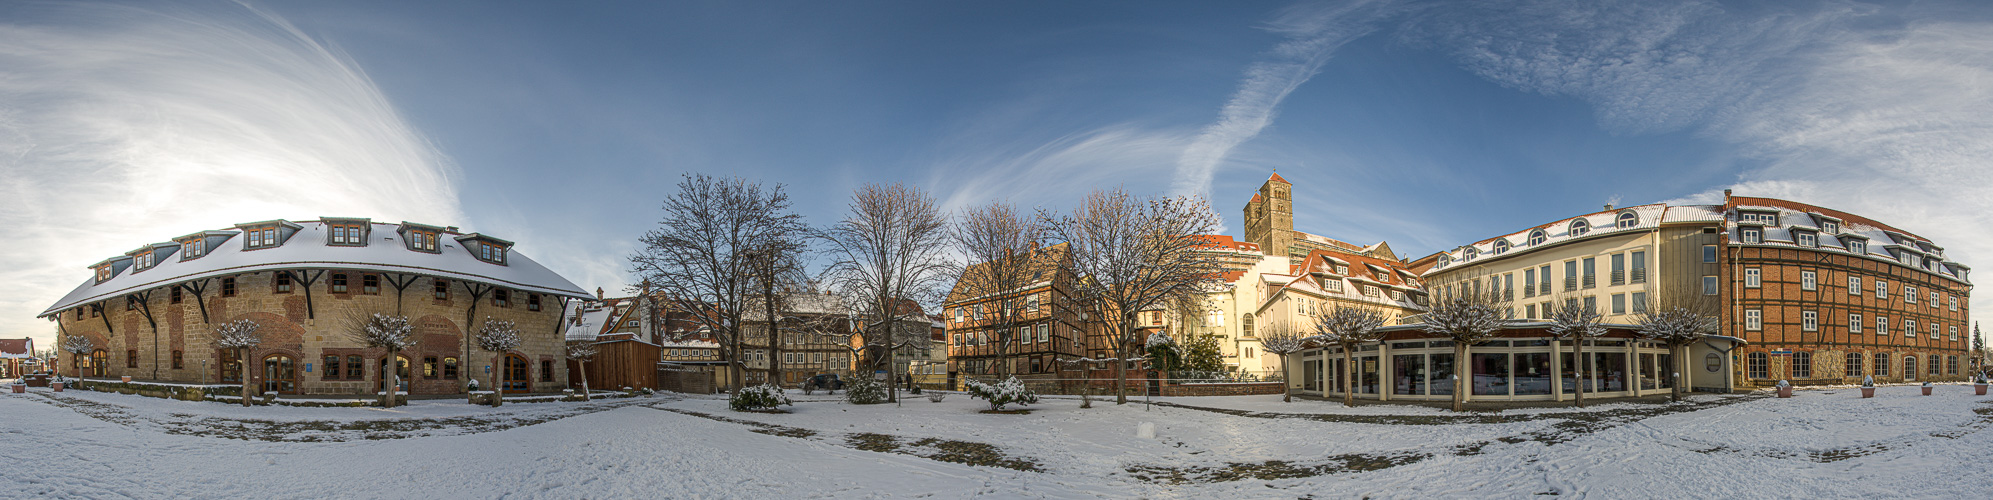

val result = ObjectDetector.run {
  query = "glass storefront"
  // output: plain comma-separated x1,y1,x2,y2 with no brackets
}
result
1309,336,1673,402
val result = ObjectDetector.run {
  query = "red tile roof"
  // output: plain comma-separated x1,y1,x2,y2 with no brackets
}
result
0,338,29,356
1190,234,1261,253
1269,172,1288,184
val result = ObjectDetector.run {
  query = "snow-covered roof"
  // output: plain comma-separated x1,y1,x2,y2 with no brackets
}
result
1725,203,1968,284
1661,205,1724,223
659,340,719,349
41,220,590,317
564,299,621,341
1424,204,1667,276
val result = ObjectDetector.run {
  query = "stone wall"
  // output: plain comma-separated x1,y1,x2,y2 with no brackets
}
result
1159,382,1285,397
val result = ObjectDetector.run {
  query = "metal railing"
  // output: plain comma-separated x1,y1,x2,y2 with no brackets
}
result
1631,268,1648,283
1582,274,1596,289
1563,277,1578,291
1610,270,1625,286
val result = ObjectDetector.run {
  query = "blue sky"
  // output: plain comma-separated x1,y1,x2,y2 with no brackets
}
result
5,0,1993,346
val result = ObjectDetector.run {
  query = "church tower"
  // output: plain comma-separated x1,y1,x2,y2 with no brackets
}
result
1242,172,1294,258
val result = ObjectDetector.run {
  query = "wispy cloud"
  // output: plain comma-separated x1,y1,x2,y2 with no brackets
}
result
1170,0,1405,199
1404,0,1993,318
0,3,464,345
935,124,1194,214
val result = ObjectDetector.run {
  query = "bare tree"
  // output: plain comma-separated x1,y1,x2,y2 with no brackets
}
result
1255,317,1308,403
947,201,1041,381
1312,305,1388,407
820,183,952,403
1634,292,1720,402
1547,297,1607,408
351,314,414,408
744,244,809,389
213,319,261,407
1042,188,1223,405
630,174,807,394
567,342,597,401
475,317,520,407
1418,285,1509,412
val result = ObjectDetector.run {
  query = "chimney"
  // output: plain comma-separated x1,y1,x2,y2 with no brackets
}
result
1604,203,1615,211
1723,189,1732,198
595,287,604,300
445,226,459,233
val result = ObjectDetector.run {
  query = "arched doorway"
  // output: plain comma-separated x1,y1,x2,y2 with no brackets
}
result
1904,356,1917,381
88,349,107,377
263,355,296,394
381,355,411,393
503,354,530,393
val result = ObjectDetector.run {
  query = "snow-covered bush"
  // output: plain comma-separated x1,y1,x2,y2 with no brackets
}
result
925,392,945,403
845,374,887,405
730,383,792,412
466,379,480,391
964,377,1037,411
1861,376,1875,388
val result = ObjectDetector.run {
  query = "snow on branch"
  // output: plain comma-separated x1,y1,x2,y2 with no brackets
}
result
477,317,521,353
1311,305,1387,348
566,342,597,360
1548,300,1608,341
351,313,413,351
213,319,263,350
60,334,96,354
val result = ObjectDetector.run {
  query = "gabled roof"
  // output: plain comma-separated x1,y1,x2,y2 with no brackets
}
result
946,243,1071,304
0,338,30,357
1268,172,1288,184
41,220,589,317
1424,204,1667,276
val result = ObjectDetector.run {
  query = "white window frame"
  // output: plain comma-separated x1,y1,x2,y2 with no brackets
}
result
1905,285,1917,304
1800,270,1816,291
1801,311,1817,331
1038,324,1049,343
1951,325,1959,341
1745,309,1762,331
1849,276,1862,295
1905,319,1916,337
1849,239,1866,254
1797,232,1816,247
1929,291,1940,307
1849,313,1862,334
1570,219,1591,236
1745,268,1761,288
1702,245,1717,263
1876,281,1888,300
1951,296,1959,311
1703,276,1719,295
1930,324,1940,340
1616,211,1637,229
1529,230,1547,246
1877,316,1889,336
1742,228,1762,244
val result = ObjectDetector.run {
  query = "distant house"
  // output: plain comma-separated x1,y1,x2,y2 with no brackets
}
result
2,338,34,377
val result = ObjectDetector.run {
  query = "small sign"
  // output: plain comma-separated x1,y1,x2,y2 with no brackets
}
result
1770,349,1793,356
485,365,492,374
305,363,313,373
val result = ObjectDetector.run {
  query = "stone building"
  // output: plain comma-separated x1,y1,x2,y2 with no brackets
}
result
944,243,1092,381
40,218,590,396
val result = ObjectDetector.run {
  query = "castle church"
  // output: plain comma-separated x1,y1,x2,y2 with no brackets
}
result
1241,172,1401,265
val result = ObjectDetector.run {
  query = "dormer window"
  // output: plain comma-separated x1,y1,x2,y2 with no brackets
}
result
132,251,156,271
1822,221,1840,234
180,239,205,260
1335,265,1348,275
1528,229,1547,246
1795,231,1816,247
328,224,368,246
246,227,280,249
1493,240,1511,254
95,266,112,283
408,231,439,252
1848,239,1867,255
1569,219,1591,236
1615,211,1638,229
1464,247,1479,260
1739,211,1779,225
1742,228,1762,244
477,242,507,264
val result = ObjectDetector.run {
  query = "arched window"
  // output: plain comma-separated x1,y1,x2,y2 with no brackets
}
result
1242,313,1255,338
1493,240,1511,254
1569,219,1591,237
1904,356,1918,381
1439,254,1452,266
1464,247,1479,260
1616,211,1639,229
1528,229,1547,246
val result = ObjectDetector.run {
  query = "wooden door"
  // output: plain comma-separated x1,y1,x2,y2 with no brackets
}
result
504,355,530,393
263,355,296,394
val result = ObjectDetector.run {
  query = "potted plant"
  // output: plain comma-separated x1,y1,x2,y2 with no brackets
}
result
1775,379,1792,398
1860,376,1875,398
10,378,25,394
120,375,132,383
50,375,65,392
1975,375,1988,396
1922,381,1934,396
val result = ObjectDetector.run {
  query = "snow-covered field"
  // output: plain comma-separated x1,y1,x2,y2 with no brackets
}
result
4,385,1990,498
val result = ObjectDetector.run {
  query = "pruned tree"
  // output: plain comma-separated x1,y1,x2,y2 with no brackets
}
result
476,317,521,407
1144,331,1178,375
60,335,96,380
947,201,1042,381
1418,284,1509,412
1548,297,1608,408
631,174,807,394
1255,318,1307,402
567,342,598,401
1633,292,1720,402
1042,188,1224,405
819,183,952,402
351,313,414,408
213,319,262,407
744,244,809,390
1312,304,1388,407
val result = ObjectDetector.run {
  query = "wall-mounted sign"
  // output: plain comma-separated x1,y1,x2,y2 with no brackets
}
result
1705,353,1721,373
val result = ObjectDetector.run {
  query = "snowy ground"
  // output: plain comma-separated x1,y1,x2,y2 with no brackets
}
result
4,385,1990,498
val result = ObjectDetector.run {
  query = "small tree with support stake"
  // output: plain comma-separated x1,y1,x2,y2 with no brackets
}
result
1255,318,1308,403
351,314,413,408
477,317,521,407
566,342,597,401
213,319,262,407
1312,305,1388,408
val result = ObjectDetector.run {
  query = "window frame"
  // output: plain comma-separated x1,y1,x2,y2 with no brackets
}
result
1744,309,1762,331
1850,313,1863,334
1615,211,1637,229
1747,352,1768,379
330,273,349,293
1800,270,1816,291
1741,228,1762,244
1801,311,1817,331
1845,352,1862,378
433,279,450,300
1744,268,1761,288
1849,276,1862,295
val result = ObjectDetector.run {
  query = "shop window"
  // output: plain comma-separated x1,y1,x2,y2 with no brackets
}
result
1792,352,1812,379
424,356,439,379
324,355,341,380
1747,352,1768,379
443,357,459,379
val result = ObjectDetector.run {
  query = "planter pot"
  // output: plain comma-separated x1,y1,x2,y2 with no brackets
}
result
10,385,23,394
121,376,132,383
1922,386,1934,396
51,382,64,392
1975,384,1987,396
1776,386,1793,398
1861,387,1875,398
